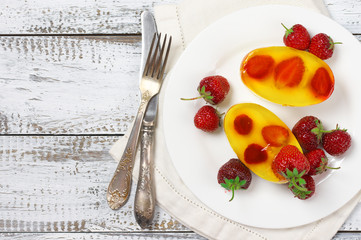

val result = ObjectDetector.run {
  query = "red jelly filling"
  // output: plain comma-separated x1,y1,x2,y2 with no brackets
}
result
261,125,289,147
311,67,334,98
243,55,275,79
274,56,305,88
244,143,268,164
234,114,253,135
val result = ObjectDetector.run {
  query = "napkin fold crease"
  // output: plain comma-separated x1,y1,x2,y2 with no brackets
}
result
109,0,361,239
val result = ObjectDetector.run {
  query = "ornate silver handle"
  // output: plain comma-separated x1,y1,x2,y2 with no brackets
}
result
134,122,156,228
106,94,150,210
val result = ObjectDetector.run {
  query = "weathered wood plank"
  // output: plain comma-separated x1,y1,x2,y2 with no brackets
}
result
0,0,178,35
333,232,361,240
325,0,361,33
0,233,206,239
0,0,360,34
0,136,188,232
0,232,360,240
0,135,360,234
1,35,360,135
339,203,361,231
0,36,141,134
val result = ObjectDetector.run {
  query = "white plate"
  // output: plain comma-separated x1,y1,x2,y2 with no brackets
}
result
163,5,361,229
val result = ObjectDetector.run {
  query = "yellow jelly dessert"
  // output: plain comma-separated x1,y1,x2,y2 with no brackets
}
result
240,46,335,106
224,103,302,183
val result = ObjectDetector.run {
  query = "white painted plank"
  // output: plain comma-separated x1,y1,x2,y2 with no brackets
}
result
0,135,360,234
333,232,361,240
0,0,178,34
0,232,360,239
339,203,361,231
0,0,359,34
0,36,141,134
324,0,361,33
1,232,360,240
1,35,360,135
0,233,207,240
0,136,189,232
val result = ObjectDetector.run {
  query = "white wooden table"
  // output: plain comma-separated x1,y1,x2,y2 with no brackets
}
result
0,1,360,239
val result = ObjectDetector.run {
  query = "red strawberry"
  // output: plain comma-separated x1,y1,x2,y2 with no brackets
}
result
322,125,351,156
272,145,310,197
273,145,310,178
282,23,310,50
217,158,252,201
292,116,324,152
181,75,230,105
194,105,222,132
309,33,342,60
289,175,315,200
306,148,339,175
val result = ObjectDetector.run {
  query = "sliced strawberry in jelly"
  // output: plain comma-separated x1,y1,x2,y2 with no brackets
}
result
244,143,268,164
234,114,253,135
244,55,275,80
311,67,334,98
261,125,289,147
274,56,305,88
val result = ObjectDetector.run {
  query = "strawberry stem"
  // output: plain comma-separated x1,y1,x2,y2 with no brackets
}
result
180,85,214,102
329,41,342,50
281,23,293,38
318,124,347,134
291,177,308,192
180,96,203,101
326,166,341,170
229,185,235,202
220,176,247,202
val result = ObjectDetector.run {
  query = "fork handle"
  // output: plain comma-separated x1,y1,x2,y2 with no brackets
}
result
106,95,149,210
134,122,156,228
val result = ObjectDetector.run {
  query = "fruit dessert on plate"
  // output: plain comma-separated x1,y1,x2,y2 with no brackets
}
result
240,46,335,106
240,23,340,107
223,104,351,200
181,22,351,201
223,103,302,183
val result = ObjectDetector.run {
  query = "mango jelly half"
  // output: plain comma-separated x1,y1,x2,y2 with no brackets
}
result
224,103,302,183
240,46,335,106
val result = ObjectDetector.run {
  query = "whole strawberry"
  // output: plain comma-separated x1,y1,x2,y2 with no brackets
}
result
272,145,310,196
217,158,252,201
322,125,351,156
306,148,339,175
194,105,222,132
292,116,324,152
289,175,315,200
309,33,341,60
181,75,230,105
282,23,310,50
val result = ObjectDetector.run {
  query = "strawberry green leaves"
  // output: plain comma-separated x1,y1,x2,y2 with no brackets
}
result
220,176,247,202
283,168,315,200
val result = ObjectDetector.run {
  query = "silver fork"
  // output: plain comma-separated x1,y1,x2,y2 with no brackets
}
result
107,33,172,210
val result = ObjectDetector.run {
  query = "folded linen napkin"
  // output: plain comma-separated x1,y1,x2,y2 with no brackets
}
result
110,0,361,239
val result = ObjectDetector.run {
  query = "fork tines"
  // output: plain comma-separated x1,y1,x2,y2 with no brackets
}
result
143,33,172,80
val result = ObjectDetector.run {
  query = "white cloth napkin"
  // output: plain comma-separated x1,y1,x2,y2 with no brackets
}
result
110,0,361,239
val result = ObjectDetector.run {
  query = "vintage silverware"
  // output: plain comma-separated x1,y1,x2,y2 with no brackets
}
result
107,29,172,210
134,12,159,228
